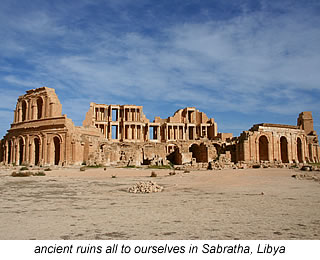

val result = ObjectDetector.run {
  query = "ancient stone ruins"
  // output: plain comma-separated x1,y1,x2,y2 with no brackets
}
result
0,87,319,169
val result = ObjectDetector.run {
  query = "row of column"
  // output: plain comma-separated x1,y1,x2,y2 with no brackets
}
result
94,122,212,142
14,97,48,123
94,107,141,122
165,125,210,141
3,134,64,166
241,133,318,163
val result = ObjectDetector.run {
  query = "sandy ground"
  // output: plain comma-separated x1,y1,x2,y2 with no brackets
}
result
0,166,319,240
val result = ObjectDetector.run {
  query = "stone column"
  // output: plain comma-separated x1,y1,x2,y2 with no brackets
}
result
42,135,46,165
15,142,19,165
302,137,306,163
26,100,30,120
186,126,189,140
44,96,48,118
18,107,22,122
157,126,160,140
140,126,143,141
193,127,196,141
39,138,43,165
14,110,17,123
47,139,51,165
4,142,7,164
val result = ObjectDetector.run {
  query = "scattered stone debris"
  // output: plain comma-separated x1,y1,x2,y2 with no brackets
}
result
301,165,312,171
292,172,320,183
128,181,164,193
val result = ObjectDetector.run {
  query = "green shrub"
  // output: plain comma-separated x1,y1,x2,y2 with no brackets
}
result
86,164,103,168
44,168,52,171
148,165,171,169
80,166,86,171
11,171,33,177
150,171,157,177
20,166,29,171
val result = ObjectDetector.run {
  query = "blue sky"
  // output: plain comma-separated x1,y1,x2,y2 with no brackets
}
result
1,0,320,138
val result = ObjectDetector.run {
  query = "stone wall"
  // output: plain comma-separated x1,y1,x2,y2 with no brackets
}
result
1,87,319,167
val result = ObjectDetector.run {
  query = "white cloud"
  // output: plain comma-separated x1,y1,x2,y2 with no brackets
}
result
1,1,320,136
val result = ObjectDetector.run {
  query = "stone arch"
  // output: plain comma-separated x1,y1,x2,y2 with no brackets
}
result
167,145,182,165
36,97,43,119
21,100,27,121
297,137,303,163
189,143,208,163
259,135,269,161
213,144,222,159
18,137,25,165
53,136,61,165
280,136,289,163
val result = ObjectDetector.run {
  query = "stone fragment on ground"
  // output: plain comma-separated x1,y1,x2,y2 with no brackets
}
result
128,181,164,193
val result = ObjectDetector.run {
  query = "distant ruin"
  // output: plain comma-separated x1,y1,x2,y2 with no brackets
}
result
0,87,319,168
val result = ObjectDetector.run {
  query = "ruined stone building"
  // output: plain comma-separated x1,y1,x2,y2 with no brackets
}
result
0,87,319,167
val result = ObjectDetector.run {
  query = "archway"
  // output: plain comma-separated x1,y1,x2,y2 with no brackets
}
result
297,138,303,163
259,135,269,161
19,138,24,165
167,146,182,165
21,100,27,121
53,136,60,165
37,98,43,119
189,143,208,163
34,138,40,165
7,141,12,164
280,136,289,163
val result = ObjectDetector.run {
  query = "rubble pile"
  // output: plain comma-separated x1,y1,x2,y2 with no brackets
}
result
292,172,320,183
128,181,164,193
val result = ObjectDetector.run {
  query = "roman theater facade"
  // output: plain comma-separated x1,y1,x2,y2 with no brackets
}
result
0,87,319,167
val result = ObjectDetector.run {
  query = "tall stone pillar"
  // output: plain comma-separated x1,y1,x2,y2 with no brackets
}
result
18,107,22,122
47,139,51,165
44,96,48,118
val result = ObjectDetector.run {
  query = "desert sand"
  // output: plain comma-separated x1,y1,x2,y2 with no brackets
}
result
0,166,319,240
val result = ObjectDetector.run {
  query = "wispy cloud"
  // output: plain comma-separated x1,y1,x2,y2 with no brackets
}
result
0,0,320,137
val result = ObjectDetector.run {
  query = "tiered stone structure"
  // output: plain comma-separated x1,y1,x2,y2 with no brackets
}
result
0,87,319,167
0,87,102,166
